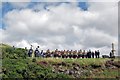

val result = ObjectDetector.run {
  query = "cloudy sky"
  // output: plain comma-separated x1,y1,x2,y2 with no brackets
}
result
0,0,119,56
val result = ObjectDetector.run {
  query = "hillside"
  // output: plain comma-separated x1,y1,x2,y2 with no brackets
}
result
1,44,120,79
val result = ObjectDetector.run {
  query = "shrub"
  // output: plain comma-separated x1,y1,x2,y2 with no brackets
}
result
32,58,36,62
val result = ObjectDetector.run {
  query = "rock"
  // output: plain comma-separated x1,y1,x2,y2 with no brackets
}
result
57,63,62,66
52,69,56,73
39,61,48,66
77,71,81,75
111,66,117,69
68,70,74,75
105,60,120,69
58,68,65,72
113,61,120,68
61,62,67,66
91,64,101,69
65,70,70,74
82,65,88,69
116,76,120,79
73,66,79,71
72,63,80,67
105,60,114,68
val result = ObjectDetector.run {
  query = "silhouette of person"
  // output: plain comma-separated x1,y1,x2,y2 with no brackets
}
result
87,50,91,58
34,46,40,57
95,50,97,58
28,45,33,57
82,50,85,58
92,51,94,58
97,50,100,58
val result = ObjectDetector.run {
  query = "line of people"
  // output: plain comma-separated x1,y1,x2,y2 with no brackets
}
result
27,46,100,58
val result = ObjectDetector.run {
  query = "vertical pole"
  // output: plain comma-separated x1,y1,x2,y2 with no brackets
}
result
111,43,115,57
112,43,114,51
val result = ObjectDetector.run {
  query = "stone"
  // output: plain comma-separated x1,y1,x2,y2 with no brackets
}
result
105,60,114,68
68,70,74,75
91,64,101,69
73,66,80,71
113,61,120,68
61,62,67,66
65,70,70,74
72,63,80,67
58,68,65,72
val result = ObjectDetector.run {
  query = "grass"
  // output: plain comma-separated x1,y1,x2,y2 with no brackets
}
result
1,43,120,78
35,57,114,66
34,57,120,78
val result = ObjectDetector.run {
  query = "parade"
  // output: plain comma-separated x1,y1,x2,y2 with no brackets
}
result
27,42,116,59
27,45,101,59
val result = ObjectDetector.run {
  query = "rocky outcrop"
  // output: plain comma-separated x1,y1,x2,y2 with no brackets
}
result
105,59,120,69
51,59,120,78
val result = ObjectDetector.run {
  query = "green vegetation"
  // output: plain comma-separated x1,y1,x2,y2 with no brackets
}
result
0,43,120,79
1,44,71,79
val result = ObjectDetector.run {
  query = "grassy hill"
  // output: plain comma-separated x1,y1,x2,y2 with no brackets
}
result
1,44,120,79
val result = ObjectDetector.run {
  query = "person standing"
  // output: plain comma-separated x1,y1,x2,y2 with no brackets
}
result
28,45,33,57
92,51,94,58
87,50,91,58
97,50,100,58
89,50,92,58
78,49,82,58
95,50,97,58
34,46,40,57
82,50,85,58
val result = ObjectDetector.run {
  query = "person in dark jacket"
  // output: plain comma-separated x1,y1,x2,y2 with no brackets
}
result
82,50,85,58
28,45,33,57
89,50,92,58
34,46,40,57
92,51,94,58
95,50,97,58
87,50,91,58
97,50,100,58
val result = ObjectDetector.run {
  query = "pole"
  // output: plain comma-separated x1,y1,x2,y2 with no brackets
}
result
111,43,115,57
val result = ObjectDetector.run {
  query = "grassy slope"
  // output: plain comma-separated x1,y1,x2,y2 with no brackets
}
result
35,57,119,78
1,43,120,78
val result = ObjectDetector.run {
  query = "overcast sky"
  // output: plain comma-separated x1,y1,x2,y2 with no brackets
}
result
0,0,119,56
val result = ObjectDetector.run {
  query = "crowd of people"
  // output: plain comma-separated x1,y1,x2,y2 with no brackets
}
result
27,45,100,58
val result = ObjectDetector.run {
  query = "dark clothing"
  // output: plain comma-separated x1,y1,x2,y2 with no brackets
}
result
95,51,97,58
92,52,94,58
95,51,100,58
97,51,100,58
87,51,91,58
34,49,39,57
82,54,84,58
28,49,33,57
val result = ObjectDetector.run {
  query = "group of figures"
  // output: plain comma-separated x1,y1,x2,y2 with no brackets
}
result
27,45,100,58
